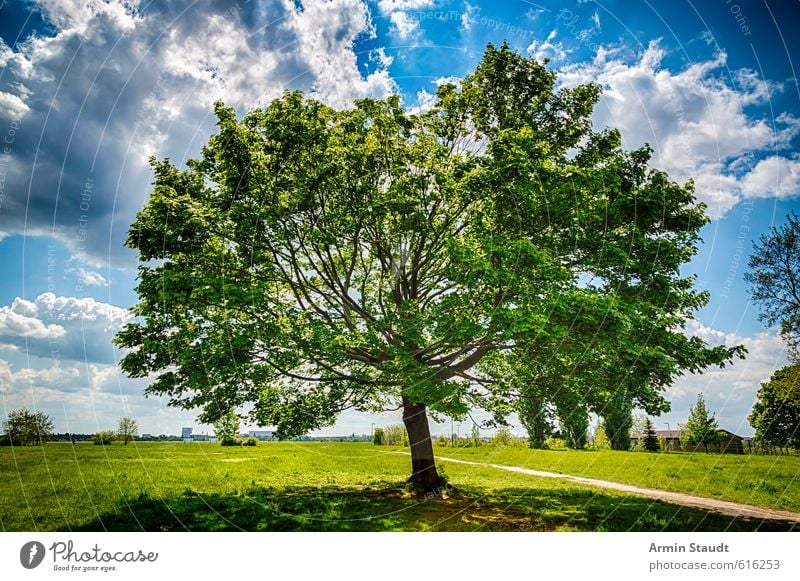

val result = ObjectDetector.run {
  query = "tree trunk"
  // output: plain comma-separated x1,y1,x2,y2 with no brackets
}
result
402,396,446,494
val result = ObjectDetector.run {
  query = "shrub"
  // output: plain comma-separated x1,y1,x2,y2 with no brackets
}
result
489,427,514,447
242,437,257,446
220,438,240,446
92,431,116,445
383,424,407,446
544,437,567,449
372,427,385,445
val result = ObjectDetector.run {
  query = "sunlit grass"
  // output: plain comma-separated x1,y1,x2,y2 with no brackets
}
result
0,442,796,532
437,446,800,512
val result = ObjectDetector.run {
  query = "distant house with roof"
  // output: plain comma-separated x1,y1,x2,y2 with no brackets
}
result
630,429,746,454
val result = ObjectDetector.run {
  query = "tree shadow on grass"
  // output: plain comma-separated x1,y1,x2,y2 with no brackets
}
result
69,484,799,532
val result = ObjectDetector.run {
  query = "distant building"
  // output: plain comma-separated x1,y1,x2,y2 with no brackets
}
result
630,429,746,454
718,429,745,454
181,427,193,438
248,430,275,441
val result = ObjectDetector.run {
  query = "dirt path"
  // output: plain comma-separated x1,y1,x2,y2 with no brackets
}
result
419,453,800,523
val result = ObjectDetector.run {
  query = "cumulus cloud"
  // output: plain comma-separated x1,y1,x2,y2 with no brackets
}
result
559,41,800,218
376,0,434,13
0,300,66,340
0,293,130,363
527,30,569,62
0,0,395,267
666,320,789,434
0,358,201,433
389,10,420,39
66,266,109,287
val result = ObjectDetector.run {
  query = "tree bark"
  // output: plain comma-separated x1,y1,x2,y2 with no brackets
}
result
402,396,446,493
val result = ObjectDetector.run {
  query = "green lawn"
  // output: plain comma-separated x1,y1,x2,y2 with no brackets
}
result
437,445,800,512
0,442,797,532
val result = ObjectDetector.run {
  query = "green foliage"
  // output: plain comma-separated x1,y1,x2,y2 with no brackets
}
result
372,427,385,446
557,397,589,449
382,424,408,446
470,423,481,448
678,428,692,452
242,437,258,447
2,409,54,446
116,43,744,482
602,392,634,451
684,394,722,453
544,437,567,450
749,364,800,450
592,420,611,450
518,384,552,449
489,427,524,447
642,418,660,452
92,431,116,445
117,417,138,445
745,211,800,358
213,411,240,445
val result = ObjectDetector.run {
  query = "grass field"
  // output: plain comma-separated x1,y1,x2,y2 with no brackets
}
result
437,446,800,512
1,442,798,532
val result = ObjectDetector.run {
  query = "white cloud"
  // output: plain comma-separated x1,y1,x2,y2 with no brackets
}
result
461,2,477,32
591,10,601,31
376,0,434,14
389,11,420,40
0,358,201,434
66,267,109,287
665,321,789,434
0,293,130,363
0,300,66,340
409,89,437,114
527,30,568,62
559,41,799,218
740,156,800,199
0,0,396,266
0,91,29,117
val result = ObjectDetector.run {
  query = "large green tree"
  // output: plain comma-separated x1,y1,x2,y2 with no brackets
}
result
749,364,800,450
116,44,742,492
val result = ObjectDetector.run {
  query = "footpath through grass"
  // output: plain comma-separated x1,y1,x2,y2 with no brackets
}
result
0,442,796,532
437,446,800,512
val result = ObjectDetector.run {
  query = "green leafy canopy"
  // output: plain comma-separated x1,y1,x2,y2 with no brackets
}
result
115,43,744,439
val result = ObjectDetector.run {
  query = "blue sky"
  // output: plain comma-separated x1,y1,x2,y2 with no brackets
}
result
0,0,798,437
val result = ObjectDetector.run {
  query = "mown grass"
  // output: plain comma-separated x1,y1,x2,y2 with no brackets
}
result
436,445,800,512
0,442,796,532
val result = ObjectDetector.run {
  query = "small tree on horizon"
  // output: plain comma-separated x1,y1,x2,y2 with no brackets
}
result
2,409,54,446
213,410,240,445
685,393,722,453
642,417,659,452
117,417,138,445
